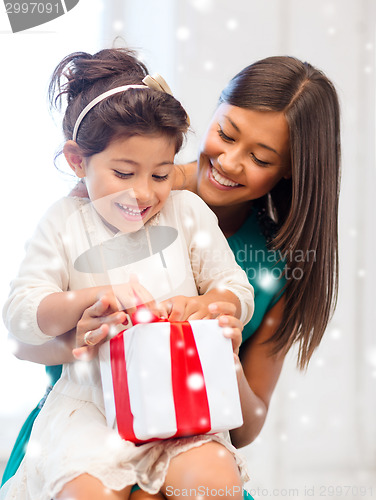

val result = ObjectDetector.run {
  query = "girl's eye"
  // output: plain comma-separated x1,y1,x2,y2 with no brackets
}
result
251,153,270,167
217,127,234,142
153,174,169,182
114,170,133,179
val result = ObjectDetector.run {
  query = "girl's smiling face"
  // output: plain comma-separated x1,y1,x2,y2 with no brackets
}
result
75,134,176,233
197,103,291,209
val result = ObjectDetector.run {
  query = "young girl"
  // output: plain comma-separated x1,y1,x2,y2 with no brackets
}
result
1,48,254,499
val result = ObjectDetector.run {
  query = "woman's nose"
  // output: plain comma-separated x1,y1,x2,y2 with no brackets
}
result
217,150,243,175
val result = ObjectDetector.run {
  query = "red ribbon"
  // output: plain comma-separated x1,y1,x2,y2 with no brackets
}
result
170,321,211,437
109,310,211,443
110,330,139,443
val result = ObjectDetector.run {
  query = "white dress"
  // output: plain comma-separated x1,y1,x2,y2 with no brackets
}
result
2,191,254,499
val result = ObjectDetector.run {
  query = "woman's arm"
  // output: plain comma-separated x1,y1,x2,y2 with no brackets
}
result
173,161,198,191
9,329,76,365
230,296,286,448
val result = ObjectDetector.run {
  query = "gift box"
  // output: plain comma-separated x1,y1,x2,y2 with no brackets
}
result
99,318,243,444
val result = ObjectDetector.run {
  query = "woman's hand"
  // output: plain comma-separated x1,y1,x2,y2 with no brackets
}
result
215,310,243,356
158,295,216,321
158,297,243,354
69,179,89,198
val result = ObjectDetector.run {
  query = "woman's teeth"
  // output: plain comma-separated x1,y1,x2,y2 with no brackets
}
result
211,166,240,187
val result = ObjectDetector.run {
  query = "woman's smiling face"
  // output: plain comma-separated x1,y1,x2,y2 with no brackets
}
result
197,103,291,208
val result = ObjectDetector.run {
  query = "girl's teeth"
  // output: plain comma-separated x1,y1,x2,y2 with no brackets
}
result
211,166,240,187
117,203,147,216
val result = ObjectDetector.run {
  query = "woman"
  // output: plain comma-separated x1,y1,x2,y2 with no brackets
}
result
2,55,340,495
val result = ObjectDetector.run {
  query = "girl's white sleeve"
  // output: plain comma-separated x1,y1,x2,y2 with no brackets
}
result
2,199,71,345
176,191,254,326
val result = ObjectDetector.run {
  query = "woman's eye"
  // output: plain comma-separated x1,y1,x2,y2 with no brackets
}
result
114,170,132,179
251,153,270,167
217,128,234,142
153,174,169,182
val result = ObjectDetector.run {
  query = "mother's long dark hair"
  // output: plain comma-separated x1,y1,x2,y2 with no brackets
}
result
221,56,341,369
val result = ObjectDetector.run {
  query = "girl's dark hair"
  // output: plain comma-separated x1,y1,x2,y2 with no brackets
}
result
221,56,341,369
49,48,189,157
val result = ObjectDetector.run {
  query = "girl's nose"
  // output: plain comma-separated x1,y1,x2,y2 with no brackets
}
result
133,180,152,204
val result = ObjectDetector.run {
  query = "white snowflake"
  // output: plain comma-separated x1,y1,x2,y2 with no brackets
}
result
190,0,213,13
27,440,42,458
255,406,265,417
366,348,376,368
330,327,341,340
226,19,238,30
203,60,214,71
187,373,204,391
106,433,123,451
176,26,190,41
113,20,123,32
193,230,211,248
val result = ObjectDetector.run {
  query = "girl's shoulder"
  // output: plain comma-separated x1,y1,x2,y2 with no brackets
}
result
42,196,88,216
37,196,90,232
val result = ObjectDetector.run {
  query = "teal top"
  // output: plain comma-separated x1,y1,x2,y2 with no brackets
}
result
1,210,284,494
227,209,286,342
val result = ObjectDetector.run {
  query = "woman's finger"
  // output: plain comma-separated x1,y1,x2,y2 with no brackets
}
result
207,301,237,318
217,314,243,330
88,295,113,318
222,326,242,355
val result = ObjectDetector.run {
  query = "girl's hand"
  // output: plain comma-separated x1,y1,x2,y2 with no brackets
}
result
72,294,127,360
73,279,156,360
112,275,156,313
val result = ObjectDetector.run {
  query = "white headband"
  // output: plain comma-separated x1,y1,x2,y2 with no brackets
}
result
72,73,174,142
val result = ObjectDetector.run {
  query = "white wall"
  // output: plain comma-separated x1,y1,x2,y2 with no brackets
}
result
117,1,376,497
0,0,104,469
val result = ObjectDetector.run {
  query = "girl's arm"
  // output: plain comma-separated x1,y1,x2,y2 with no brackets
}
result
37,278,156,338
229,296,286,448
36,287,108,338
